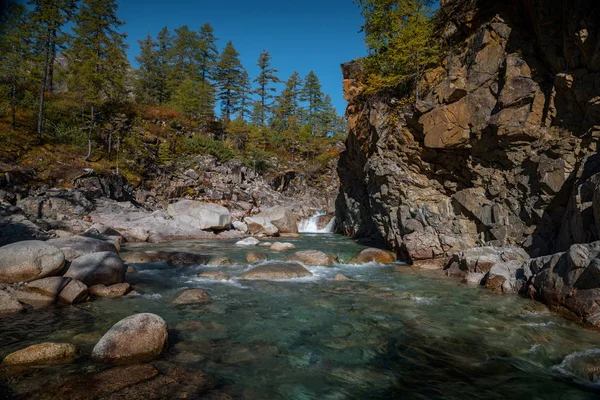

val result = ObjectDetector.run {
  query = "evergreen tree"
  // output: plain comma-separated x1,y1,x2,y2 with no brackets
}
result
0,2,33,131
300,71,324,136
169,78,201,119
271,71,302,133
236,67,252,122
135,34,159,104
171,25,200,84
197,22,219,83
152,27,173,104
316,94,340,137
29,0,77,139
252,49,281,126
215,41,245,122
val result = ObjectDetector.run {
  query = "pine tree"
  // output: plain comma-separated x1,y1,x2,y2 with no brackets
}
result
252,50,281,126
169,78,201,119
316,94,340,137
215,41,245,122
0,2,33,131
236,67,252,122
197,22,219,83
29,0,77,140
171,25,200,84
300,71,324,136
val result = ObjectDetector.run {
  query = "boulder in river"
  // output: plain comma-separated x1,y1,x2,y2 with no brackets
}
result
0,290,24,315
356,248,397,264
167,200,231,230
246,252,267,263
270,242,296,251
90,283,131,298
240,262,312,280
244,217,279,236
207,256,232,266
23,276,70,299
64,251,126,286
171,289,211,306
122,252,153,264
47,236,118,262
3,343,77,366
288,250,334,266
0,241,65,283
236,237,260,246
92,313,168,363
257,206,299,234
57,279,89,304
166,252,210,266
198,271,230,281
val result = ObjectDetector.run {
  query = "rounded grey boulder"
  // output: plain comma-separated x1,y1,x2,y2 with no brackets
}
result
64,251,126,286
0,241,65,283
92,313,168,363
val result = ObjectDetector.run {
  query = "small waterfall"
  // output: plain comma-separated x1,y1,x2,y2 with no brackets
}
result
298,211,336,233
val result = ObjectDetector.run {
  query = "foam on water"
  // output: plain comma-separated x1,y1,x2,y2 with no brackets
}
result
298,211,336,233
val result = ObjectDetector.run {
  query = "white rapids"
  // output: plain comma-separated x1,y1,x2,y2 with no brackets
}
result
297,211,336,233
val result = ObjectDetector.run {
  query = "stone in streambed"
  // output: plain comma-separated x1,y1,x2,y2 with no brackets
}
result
90,283,131,298
0,240,65,283
0,290,24,315
356,248,397,264
334,274,351,281
240,262,312,280
257,206,299,234
244,217,279,236
64,251,126,286
171,289,211,306
47,236,118,262
270,242,296,251
58,279,89,304
198,271,230,281
288,250,333,266
236,237,260,246
167,252,210,266
92,313,168,363
167,200,231,230
207,256,232,266
246,252,267,263
3,343,77,366
23,276,70,298
122,252,154,264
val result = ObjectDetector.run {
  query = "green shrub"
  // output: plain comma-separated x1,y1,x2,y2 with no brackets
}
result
185,136,235,162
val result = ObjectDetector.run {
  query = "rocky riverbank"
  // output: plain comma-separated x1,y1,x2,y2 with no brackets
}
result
336,0,600,326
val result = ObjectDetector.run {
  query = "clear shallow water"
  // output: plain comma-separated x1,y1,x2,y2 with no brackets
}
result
2,234,600,399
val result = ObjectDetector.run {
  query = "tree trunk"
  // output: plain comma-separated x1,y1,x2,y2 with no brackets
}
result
84,106,94,161
37,33,51,141
10,82,16,131
107,127,113,161
48,30,57,93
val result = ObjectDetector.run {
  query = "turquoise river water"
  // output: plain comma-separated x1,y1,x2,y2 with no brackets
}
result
2,234,600,399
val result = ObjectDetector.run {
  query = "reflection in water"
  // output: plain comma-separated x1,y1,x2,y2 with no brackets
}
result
1,234,600,399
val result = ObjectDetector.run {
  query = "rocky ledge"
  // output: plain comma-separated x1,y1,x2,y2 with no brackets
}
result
337,0,600,325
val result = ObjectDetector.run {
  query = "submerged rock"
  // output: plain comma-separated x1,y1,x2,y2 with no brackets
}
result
166,252,210,266
198,271,230,281
356,248,396,264
288,250,333,266
90,283,131,298
122,252,154,264
246,252,268,263
240,262,312,280
334,274,351,281
207,256,232,266
171,289,211,306
64,251,126,286
0,241,65,283
92,313,168,363
3,343,77,366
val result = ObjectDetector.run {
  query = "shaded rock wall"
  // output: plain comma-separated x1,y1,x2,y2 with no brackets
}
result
337,0,600,261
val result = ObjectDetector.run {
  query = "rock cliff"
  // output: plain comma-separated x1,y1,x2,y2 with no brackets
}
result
337,0,600,262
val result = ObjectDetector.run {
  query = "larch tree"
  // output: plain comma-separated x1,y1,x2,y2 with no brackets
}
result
300,71,324,136
272,71,302,133
29,0,77,140
252,49,281,126
236,67,252,122
0,2,33,131
66,0,128,160
171,25,200,84
155,26,173,104
135,34,160,104
197,22,219,83
215,41,245,122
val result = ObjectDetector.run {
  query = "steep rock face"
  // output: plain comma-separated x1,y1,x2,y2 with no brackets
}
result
337,0,600,261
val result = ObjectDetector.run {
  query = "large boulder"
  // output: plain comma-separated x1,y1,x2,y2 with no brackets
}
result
236,237,260,246
3,343,77,366
90,283,131,298
288,250,334,266
47,236,118,262
257,206,299,234
244,217,279,236
167,200,231,230
446,246,530,274
92,313,168,363
270,242,296,251
57,279,89,304
246,252,267,263
64,251,126,286
19,277,71,305
240,262,313,280
0,241,65,283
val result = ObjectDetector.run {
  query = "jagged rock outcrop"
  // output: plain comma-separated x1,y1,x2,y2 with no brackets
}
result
337,0,600,262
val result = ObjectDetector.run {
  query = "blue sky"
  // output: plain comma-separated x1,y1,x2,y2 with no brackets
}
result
116,0,367,115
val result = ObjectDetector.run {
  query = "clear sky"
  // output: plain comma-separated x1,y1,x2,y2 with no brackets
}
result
116,0,367,115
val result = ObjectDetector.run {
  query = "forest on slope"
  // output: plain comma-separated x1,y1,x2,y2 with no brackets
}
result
0,0,346,187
